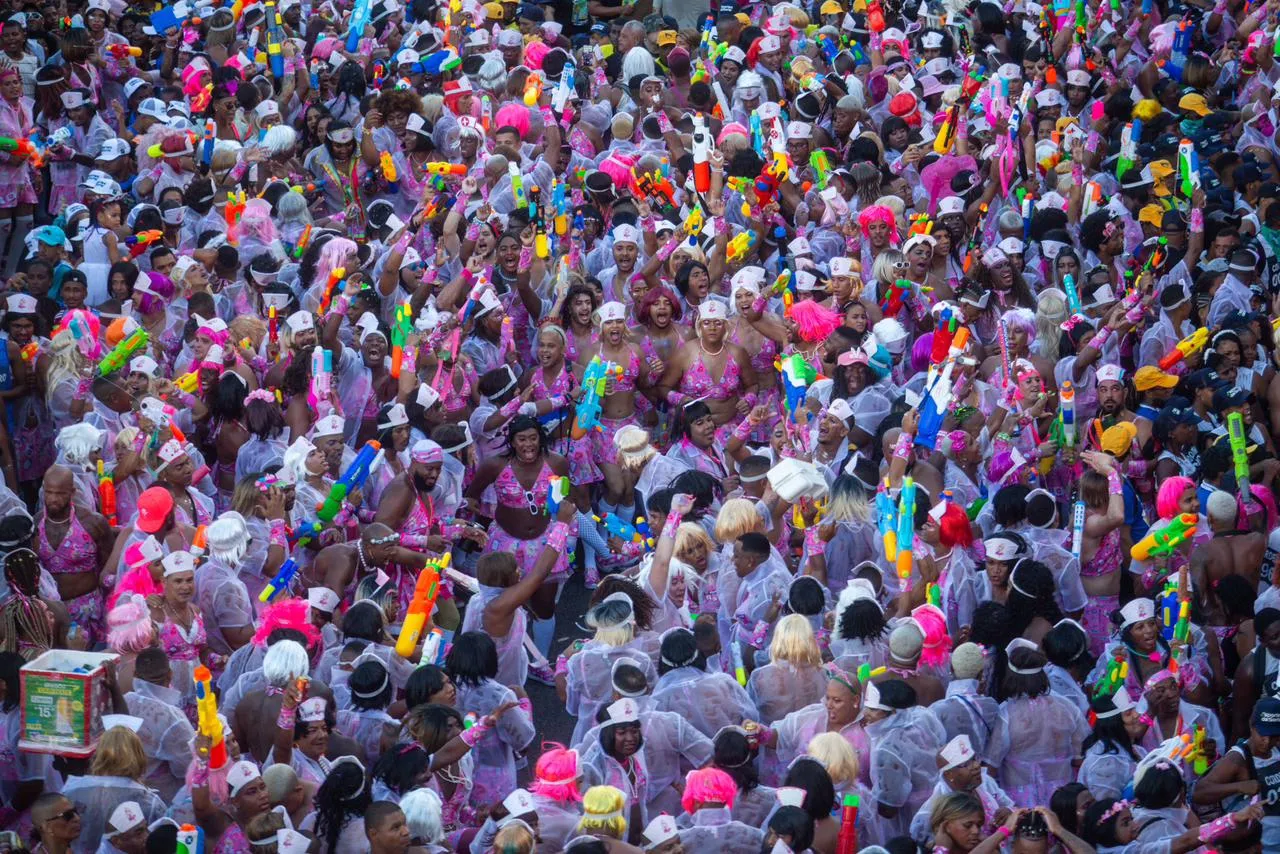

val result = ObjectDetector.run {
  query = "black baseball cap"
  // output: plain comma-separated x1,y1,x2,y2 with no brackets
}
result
1255,697,1280,736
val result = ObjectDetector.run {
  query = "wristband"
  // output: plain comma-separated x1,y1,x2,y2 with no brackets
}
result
751,296,767,315
228,160,248,181
399,532,431,548
333,295,351,316
661,511,683,539
892,430,914,460
518,246,534,268
1107,470,1123,495
665,390,686,407
499,397,522,419
189,761,210,788
655,110,673,134
997,827,1012,840
76,377,92,395
732,418,754,441
517,696,533,713
804,525,826,556
460,717,492,746
268,520,288,549
1199,812,1239,843
1086,326,1112,351
546,521,570,552
1085,131,1102,154
1190,207,1204,232
540,106,555,125
743,392,758,408
276,704,296,729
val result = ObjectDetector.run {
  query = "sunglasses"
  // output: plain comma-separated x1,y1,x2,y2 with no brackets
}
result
48,807,79,823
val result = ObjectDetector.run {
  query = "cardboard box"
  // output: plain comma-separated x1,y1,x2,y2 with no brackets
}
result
19,650,118,758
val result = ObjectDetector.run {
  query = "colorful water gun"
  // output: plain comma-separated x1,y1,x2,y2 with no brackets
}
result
1131,513,1198,561
547,475,570,515
1092,648,1129,697
877,478,899,562
596,512,652,547
880,278,912,317
308,348,332,414
731,638,747,686
570,356,621,439
267,306,279,353
264,0,285,78
124,229,163,260
508,161,528,212
896,478,916,589
692,113,712,194
391,299,414,379
1116,120,1142,181
917,325,970,449
1060,273,1086,330
106,43,143,58
96,459,117,526
1166,16,1193,82
635,516,653,542
426,161,468,177
1059,381,1076,448
868,0,886,31
200,119,216,169
259,556,300,602
523,71,544,107
749,110,765,157
1177,138,1201,200
1158,327,1209,371
395,554,450,657
98,328,149,376
176,824,205,854
777,353,818,422
380,151,399,193
836,794,860,854
193,665,227,768
316,440,382,523
551,180,569,237
809,149,832,190
961,203,990,274
1180,724,1209,775
318,266,345,316
857,664,887,683
174,371,200,393
224,190,246,243
726,230,756,262
0,135,38,164
19,342,38,362
1228,411,1253,502
529,186,549,258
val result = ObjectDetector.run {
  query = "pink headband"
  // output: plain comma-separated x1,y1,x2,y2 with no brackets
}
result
245,388,275,405
1143,668,1175,691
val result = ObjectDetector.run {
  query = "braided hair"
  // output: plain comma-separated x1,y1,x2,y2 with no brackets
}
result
1,548,54,658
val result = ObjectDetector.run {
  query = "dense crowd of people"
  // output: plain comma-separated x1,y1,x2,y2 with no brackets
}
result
1,0,1280,851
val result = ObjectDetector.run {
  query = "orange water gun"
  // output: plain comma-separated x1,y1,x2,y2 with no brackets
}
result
98,460,117,525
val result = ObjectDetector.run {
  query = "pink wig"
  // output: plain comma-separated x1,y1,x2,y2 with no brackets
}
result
788,299,842,343
911,604,953,668
597,152,636,187
56,309,103,359
857,205,899,244
106,562,163,611
196,319,230,347
680,767,738,814
530,744,582,804
1242,484,1278,532
315,237,357,293
987,444,1027,486
137,271,174,315
525,41,549,70
106,594,156,654
311,37,338,63
937,503,974,549
252,597,321,649
1156,476,1195,521
237,198,279,247
494,102,531,138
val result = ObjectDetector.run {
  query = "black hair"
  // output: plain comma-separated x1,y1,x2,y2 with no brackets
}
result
993,484,1031,526
838,597,888,643
1043,621,1095,675
404,664,449,709
445,631,498,688
504,415,550,458
646,488,675,516
667,470,719,517
737,531,771,557
1005,559,1062,638
767,806,815,853
342,600,385,643
204,371,250,422
372,744,431,796
1133,763,1185,810
244,396,285,440
365,800,403,833
1082,693,1140,761
589,576,658,632
349,659,393,710
783,757,835,818
1001,647,1050,699
673,259,710,297
712,729,760,794
1200,440,1232,482
145,824,179,854
596,706,643,759
612,660,649,694
313,759,372,854
788,576,826,616
876,678,917,710
565,840,607,854
676,400,714,443
1049,783,1089,836
657,628,704,674
1217,573,1257,623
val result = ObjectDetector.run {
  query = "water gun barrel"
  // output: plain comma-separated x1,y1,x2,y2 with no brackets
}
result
731,639,746,686
1158,326,1209,370
395,556,450,657
193,665,228,769
426,161,468,176
836,793,860,854
259,557,300,602
1130,513,1199,561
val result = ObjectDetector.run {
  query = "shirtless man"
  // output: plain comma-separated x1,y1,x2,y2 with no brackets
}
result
309,523,460,628
1190,491,1267,625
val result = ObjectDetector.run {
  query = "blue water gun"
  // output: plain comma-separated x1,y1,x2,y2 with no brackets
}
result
597,512,652,548
259,557,299,603
750,110,765,157
570,356,619,439
316,440,381,524
346,0,372,52
876,478,899,562
635,516,653,542
547,475,569,515
265,0,285,78
818,33,839,63
1167,17,1193,82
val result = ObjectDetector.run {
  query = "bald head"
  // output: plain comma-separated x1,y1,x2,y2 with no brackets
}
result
42,465,75,516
